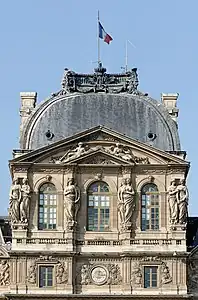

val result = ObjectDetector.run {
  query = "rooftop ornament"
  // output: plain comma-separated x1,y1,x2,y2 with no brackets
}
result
52,63,140,96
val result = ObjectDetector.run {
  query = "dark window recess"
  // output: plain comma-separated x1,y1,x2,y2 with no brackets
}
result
39,266,54,287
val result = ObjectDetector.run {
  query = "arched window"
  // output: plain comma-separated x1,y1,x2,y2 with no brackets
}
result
38,183,57,230
141,183,159,231
87,181,110,232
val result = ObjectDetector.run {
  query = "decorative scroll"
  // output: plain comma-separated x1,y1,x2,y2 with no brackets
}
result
52,64,139,96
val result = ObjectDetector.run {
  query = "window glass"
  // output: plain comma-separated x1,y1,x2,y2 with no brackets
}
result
87,182,110,232
38,183,57,230
141,184,159,231
144,266,158,288
39,266,54,287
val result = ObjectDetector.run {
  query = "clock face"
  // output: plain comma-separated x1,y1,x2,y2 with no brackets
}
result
91,266,108,285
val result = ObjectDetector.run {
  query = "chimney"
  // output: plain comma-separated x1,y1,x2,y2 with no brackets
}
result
161,93,179,123
19,92,37,139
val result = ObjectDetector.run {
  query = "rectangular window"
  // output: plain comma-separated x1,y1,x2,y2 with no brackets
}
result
39,266,54,288
144,266,158,288
88,195,110,231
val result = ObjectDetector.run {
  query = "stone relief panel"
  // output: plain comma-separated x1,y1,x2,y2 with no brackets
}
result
48,142,149,165
9,177,31,228
167,179,188,228
131,258,172,288
118,178,135,231
27,262,37,284
0,260,10,286
131,262,142,287
56,262,68,284
78,263,122,286
64,178,80,230
161,262,172,284
27,258,68,286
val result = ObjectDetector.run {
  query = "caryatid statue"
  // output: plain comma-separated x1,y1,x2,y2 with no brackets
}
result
9,178,21,223
64,178,80,229
177,179,189,224
20,178,31,223
118,178,135,230
168,178,189,226
167,179,178,225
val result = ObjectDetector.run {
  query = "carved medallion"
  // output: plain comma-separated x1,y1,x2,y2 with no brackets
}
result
91,266,108,285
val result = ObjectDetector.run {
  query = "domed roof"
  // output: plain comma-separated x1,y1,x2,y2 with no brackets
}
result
20,67,180,151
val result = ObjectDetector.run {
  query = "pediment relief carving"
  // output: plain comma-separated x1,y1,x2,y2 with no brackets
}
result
11,127,189,168
47,142,150,165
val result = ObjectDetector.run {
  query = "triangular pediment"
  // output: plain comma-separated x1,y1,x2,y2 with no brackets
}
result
10,126,189,168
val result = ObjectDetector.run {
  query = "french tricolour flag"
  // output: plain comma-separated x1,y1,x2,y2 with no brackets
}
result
99,22,113,44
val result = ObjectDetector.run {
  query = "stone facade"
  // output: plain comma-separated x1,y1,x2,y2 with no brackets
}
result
0,67,195,300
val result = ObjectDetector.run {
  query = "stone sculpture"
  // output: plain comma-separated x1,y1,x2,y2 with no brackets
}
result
131,263,142,286
0,260,9,285
64,178,80,229
168,179,178,225
27,262,37,284
177,179,189,224
81,265,91,285
20,178,31,223
168,179,188,225
108,264,122,285
9,178,21,223
108,143,135,162
56,262,68,284
161,263,172,284
59,142,91,163
52,66,139,96
9,177,31,226
107,143,149,164
118,178,135,230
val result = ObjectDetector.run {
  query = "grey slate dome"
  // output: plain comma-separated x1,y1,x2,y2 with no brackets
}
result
20,67,180,151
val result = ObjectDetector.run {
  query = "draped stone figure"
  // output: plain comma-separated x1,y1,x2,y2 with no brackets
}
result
177,179,189,224
108,143,135,162
9,178,21,223
168,179,178,225
62,142,89,162
20,178,31,223
118,178,135,230
131,263,142,286
64,178,80,229
56,262,68,284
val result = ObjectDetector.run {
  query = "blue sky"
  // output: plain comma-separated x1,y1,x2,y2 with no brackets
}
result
0,0,197,215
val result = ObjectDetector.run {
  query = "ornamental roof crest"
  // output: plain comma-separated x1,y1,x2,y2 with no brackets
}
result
52,63,140,96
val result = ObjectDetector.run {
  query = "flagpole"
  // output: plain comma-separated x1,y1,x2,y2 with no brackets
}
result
125,40,128,73
98,10,100,67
